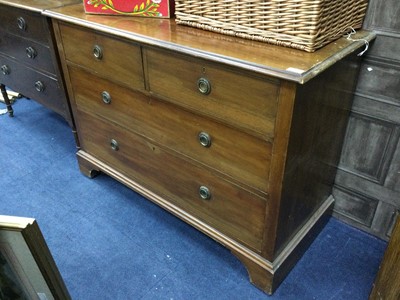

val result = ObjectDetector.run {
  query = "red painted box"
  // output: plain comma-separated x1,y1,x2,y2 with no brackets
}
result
84,0,173,18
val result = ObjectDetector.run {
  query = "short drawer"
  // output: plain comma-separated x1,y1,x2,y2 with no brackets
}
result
59,23,144,90
77,110,267,252
70,66,272,192
0,55,66,115
145,48,280,140
0,30,55,74
0,5,49,44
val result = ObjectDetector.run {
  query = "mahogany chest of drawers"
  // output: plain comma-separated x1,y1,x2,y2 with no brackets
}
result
46,4,375,294
0,0,79,124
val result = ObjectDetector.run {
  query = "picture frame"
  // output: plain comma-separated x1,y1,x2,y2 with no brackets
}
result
0,215,70,300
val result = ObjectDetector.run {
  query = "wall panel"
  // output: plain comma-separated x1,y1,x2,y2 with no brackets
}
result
333,0,400,240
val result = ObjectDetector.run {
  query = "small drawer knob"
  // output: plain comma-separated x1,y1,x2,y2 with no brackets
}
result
25,47,37,59
110,139,119,151
93,45,103,60
199,186,211,200
34,81,45,92
197,78,211,95
1,65,10,75
26,47,37,59
101,91,111,104
17,17,27,31
198,132,211,148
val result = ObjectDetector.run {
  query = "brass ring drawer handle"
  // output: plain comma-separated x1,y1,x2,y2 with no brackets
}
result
101,91,111,104
34,81,45,92
26,47,37,59
110,139,119,151
17,17,27,31
198,132,211,148
197,78,211,95
1,65,10,75
93,45,103,60
199,186,211,200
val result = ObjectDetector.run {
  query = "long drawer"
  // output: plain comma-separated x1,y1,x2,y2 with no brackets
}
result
76,109,267,251
0,29,55,74
70,66,272,193
145,48,280,140
59,23,144,90
0,4,49,44
0,54,65,115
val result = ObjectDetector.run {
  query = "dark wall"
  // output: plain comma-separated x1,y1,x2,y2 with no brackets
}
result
333,0,400,240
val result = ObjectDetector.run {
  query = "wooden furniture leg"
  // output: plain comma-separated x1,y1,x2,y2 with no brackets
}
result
370,214,400,299
0,84,14,117
77,151,100,178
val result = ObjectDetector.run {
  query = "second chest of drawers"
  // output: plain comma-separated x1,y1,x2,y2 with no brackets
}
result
0,0,79,125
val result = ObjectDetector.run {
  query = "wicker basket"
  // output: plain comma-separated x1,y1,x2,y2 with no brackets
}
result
175,0,369,52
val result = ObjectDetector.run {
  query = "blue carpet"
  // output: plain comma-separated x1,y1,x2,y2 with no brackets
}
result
0,99,387,299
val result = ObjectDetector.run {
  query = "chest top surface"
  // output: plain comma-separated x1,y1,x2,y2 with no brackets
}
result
45,3,375,83
0,0,80,13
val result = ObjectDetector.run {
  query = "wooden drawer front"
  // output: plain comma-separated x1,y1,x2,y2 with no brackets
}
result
0,55,65,114
0,5,49,44
0,30,55,74
70,67,272,192
145,48,280,140
59,23,144,90
77,110,266,251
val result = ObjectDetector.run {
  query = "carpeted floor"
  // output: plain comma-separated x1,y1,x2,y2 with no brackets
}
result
0,99,387,299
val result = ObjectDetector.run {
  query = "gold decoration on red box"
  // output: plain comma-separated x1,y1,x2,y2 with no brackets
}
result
84,0,172,18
